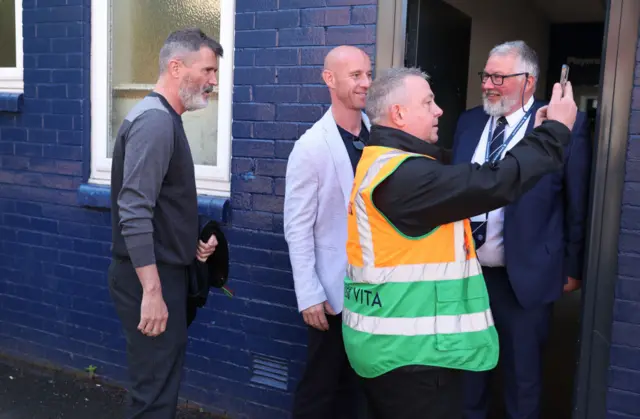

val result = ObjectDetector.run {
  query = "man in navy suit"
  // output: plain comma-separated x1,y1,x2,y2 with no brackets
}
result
451,41,591,419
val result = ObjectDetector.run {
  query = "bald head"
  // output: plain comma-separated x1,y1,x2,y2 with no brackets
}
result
324,45,369,71
322,46,372,111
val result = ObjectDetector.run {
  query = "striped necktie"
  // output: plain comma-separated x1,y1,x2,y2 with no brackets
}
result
487,116,508,162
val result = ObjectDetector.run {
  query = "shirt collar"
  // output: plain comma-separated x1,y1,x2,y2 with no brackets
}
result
504,95,535,126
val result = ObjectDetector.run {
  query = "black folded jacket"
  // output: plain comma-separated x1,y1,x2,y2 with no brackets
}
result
186,220,230,327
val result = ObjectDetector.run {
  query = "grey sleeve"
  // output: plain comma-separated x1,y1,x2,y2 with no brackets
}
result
117,110,174,268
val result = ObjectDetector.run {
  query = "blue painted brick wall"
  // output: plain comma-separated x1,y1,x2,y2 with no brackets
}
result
0,0,376,418
609,40,640,419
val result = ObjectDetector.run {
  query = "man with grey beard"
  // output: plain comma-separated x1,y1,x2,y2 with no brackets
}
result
451,40,591,419
108,28,221,418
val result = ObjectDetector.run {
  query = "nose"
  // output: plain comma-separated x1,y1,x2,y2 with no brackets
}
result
209,72,218,86
434,103,444,118
361,75,371,89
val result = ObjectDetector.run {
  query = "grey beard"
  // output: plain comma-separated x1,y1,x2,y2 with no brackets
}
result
482,95,518,117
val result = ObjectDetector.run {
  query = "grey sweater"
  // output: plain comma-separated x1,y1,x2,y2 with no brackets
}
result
110,92,198,268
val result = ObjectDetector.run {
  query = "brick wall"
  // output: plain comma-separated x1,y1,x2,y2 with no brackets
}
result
608,40,640,418
0,0,377,418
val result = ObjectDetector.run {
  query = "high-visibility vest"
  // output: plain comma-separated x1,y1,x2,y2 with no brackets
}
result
343,145,499,379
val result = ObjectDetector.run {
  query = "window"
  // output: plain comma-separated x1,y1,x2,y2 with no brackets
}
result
0,0,23,92
90,0,235,196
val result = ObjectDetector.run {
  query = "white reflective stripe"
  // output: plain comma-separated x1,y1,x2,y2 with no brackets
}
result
354,193,375,265
347,259,482,284
454,220,466,262
343,307,495,336
354,151,405,265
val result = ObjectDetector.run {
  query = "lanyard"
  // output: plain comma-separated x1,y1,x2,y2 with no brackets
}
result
484,107,534,163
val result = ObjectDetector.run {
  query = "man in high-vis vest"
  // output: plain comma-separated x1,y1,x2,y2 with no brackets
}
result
343,67,578,419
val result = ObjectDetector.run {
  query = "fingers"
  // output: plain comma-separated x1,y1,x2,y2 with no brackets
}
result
302,304,330,331
550,82,563,103
316,311,329,331
562,81,574,100
324,301,336,316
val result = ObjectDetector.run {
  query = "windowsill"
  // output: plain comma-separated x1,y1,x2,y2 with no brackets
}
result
76,183,230,223
0,92,23,113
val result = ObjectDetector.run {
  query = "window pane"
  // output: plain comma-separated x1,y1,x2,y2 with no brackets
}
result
0,0,17,68
108,0,221,166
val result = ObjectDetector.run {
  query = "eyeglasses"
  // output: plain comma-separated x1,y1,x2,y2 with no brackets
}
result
352,139,366,151
478,72,529,86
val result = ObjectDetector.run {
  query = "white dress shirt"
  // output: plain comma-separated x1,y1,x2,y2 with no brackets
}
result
470,96,535,267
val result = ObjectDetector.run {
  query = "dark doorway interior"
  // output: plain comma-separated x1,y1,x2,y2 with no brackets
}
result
404,0,471,149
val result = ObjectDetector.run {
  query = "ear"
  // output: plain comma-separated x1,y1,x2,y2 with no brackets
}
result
389,104,404,127
167,59,182,79
322,69,335,89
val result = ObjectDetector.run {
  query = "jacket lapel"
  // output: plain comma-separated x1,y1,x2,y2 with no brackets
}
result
321,107,356,207
458,112,490,164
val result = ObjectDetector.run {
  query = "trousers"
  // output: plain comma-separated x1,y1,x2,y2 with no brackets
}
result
108,257,188,419
361,365,463,419
292,313,365,419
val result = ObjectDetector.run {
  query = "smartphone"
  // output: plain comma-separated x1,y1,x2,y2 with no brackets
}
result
560,64,570,96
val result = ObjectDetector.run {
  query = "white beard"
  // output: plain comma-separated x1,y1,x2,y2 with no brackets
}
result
482,93,519,117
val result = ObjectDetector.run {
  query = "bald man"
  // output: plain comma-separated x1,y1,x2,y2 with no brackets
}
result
284,45,372,419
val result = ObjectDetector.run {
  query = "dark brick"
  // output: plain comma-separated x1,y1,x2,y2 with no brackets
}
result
619,230,640,255
254,122,299,140
275,178,286,196
255,159,287,177
231,192,252,210
234,103,276,121
279,0,326,8
253,195,284,213
613,300,640,323
236,0,277,12
234,49,255,66
277,67,323,84
236,30,277,48
300,46,332,65
301,7,350,26
300,86,330,103
279,27,325,47
277,104,324,122
254,86,299,104
351,5,377,24
233,140,275,158
326,25,375,45
326,0,376,5
234,67,276,85
233,86,252,102
256,10,300,29
231,211,274,231
236,13,255,30
232,121,253,138
255,48,299,66
275,140,296,158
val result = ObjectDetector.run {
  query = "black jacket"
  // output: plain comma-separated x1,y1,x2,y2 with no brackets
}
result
369,120,572,236
186,220,229,327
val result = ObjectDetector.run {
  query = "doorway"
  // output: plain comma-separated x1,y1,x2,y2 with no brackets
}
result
375,0,639,418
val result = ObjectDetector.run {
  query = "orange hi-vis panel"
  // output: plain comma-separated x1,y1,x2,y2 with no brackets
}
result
343,146,499,379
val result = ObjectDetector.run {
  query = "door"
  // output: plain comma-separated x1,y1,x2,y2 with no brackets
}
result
404,0,471,148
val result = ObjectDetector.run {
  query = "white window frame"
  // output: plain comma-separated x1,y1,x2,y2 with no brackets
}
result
90,0,235,197
0,0,23,93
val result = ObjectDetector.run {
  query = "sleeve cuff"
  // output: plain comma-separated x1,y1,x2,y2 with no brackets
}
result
124,234,156,268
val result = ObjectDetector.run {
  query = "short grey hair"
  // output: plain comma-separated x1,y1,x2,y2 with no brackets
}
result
365,67,430,124
489,40,539,81
159,28,224,75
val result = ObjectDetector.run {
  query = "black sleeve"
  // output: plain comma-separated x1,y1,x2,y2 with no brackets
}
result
373,120,572,236
117,110,175,268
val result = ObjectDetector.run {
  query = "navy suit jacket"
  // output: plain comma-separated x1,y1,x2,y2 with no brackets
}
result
451,101,591,309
